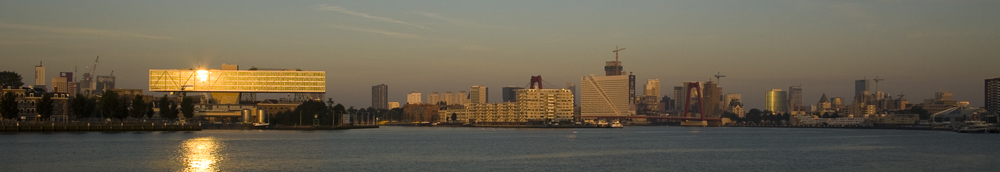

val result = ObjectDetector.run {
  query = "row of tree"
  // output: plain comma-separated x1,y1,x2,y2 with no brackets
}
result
722,109,792,124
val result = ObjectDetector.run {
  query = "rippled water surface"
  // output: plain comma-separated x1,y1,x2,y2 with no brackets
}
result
1,126,998,171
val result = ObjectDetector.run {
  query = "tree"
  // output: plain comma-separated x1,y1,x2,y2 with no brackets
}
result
162,102,179,120
158,95,170,119
36,93,54,120
746,108,763,124
130,95,147,119
145,102,155,119
451,113,458,122
910,105,930,120
71,94,96,119
1,92,19,119
115,97,130,120
0,71,24,89
181,97,194,120
332,103,346,125
99,91,120,119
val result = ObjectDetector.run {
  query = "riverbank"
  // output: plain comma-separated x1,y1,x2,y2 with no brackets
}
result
1,124,200,132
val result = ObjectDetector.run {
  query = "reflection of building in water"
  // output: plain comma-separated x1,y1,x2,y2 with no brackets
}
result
183,137,221,172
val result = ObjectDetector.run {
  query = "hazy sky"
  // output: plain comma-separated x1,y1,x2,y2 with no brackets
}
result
1,0,997,109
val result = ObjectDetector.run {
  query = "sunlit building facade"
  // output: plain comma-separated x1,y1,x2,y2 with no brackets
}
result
149,69,325,93
765,89,788,113
581,74,630,116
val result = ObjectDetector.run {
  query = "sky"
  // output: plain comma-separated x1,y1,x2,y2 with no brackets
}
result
1,0,998,110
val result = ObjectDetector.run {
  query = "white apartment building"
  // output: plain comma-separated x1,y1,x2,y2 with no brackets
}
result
517,89,574,122
407,91,422,104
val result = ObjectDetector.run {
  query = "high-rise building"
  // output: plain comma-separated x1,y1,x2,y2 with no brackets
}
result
96,75,115,94
987,77,1000,115
34,62,45,89
673,86,683,112
387,102,400,109
605,61,623,76
855,79,869,98
702,81,721,118
456,91,468,105
765,89,788,113
443,92,454,105
407,91,422,105
722,94,742,112
581,74,630,116
502,86,523,102
372,84,388,109
830,97,843,111
788,86,803,112
645,79,660,97
470,85,488,104
428,92,441,105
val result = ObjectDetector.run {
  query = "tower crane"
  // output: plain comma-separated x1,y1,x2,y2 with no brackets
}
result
612,46,626,61
873,76,885,94
92,56,99,75
714,72,726,86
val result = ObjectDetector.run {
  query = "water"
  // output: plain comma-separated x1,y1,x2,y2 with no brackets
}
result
1,126,998,171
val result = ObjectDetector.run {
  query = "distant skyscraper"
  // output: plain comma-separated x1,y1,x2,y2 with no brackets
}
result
407,91,422,104
831,97,843,111
645,79,660,97
565,83,577,106
428,92,441,104
721,94,742,112
372,84,388,109
456,91,468,105
702,81,721,118
470,85,488,104
502,86,523,102
604,61,623,76
581,75,630,116
788,86,803,112
765,89,788,113
628,74,636,112
987,77,1000,115
673,86,683,112
34,62,45,89
95,75,115,94
443,92,454,105
855,79,870,97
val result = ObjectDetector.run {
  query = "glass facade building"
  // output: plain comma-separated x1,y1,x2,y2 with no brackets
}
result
149,69,325,92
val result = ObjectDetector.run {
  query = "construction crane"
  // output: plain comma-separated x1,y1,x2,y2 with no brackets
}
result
714,72,726,86
873,76,885,94
92,56,99,75
612,46,626,61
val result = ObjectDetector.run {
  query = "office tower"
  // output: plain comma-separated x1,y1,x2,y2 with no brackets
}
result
34,62,45,89
830,97,843,111
645,79,660,97
765,89,788,113
660,96,674,112
788,86,803,112
605,61,623,76
456,91,467,105
722,94,742,113
96,75,115,94
517,89,575,122
987,77,1000,115
372,84,388,109
443,92,454,105
855,79,869,98
502,86,523,102
428,92,441,105
407,91,422,104
701,81,721,118
673,86,683,112
581,75,630,116
470,85,488,104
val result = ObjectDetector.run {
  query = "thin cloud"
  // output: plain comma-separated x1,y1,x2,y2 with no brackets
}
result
314,4,431,31
329,25,422,39
417,12,468,24
0,21,177,40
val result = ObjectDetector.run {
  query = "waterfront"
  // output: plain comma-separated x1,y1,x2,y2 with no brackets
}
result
1,126,998,171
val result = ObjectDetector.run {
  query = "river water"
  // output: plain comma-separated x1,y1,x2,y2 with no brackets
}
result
1,126,997,171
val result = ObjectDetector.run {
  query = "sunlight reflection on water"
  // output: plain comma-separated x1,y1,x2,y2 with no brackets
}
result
182,137,222,172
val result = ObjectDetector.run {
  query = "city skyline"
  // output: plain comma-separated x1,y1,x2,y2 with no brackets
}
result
1,1,998,109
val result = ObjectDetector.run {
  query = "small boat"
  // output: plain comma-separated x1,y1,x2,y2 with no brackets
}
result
956,121,988,133
253,123,270,127
610,121,624,128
